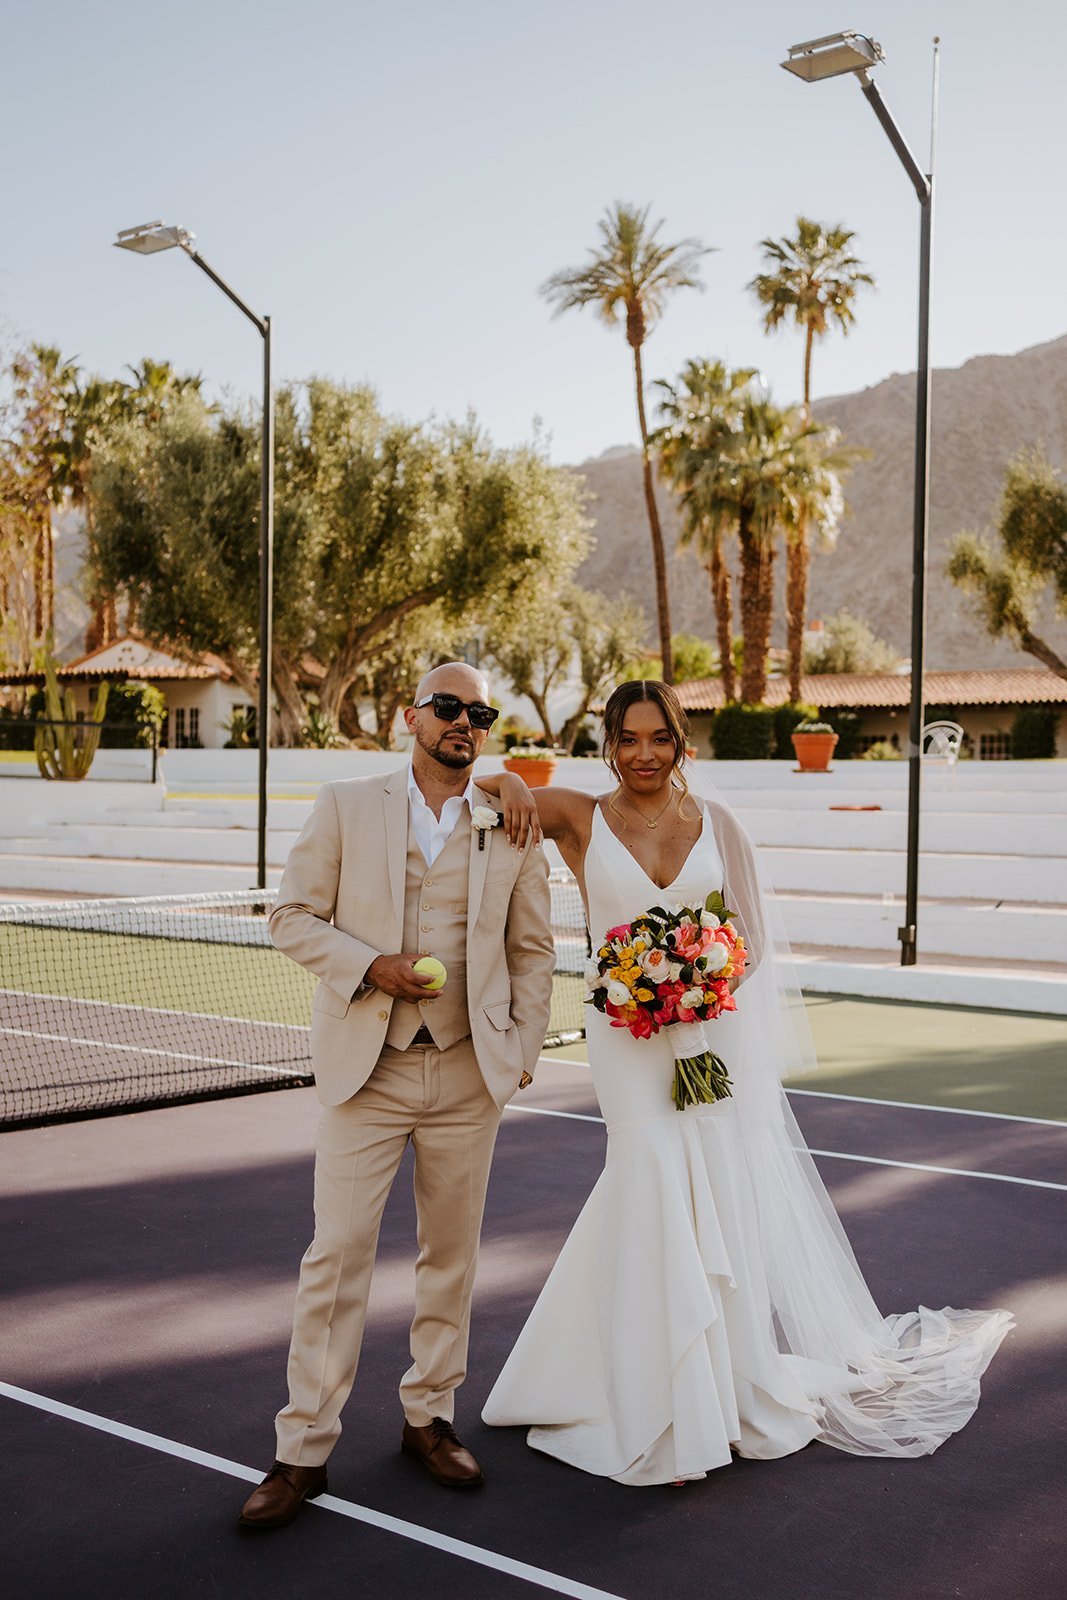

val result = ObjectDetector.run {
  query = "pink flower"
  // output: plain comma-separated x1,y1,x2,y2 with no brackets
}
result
675,922,715,963
605,923,633,945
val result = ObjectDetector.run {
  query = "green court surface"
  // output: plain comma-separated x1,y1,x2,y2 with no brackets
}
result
0,922,316,1026
0,922,584,1038
545,994,1067,1124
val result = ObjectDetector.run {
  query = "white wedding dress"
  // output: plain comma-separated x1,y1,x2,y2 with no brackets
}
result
482,805,1012,1485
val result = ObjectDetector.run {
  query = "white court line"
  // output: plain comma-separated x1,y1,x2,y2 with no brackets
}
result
542,1057,1066,1132
505,1103,1067,1191
787,1087,1067,1130
0,986,303,1033
0,1025,298,1078
0,1382,624,1600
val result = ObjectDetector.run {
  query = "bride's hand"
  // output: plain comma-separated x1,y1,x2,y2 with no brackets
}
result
499,771,542,850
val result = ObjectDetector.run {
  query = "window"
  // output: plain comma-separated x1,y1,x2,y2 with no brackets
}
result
188,708,200,746
174,707,187,747
979,730,1012,761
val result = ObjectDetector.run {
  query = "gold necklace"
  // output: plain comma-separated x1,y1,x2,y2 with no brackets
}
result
620,785,676,829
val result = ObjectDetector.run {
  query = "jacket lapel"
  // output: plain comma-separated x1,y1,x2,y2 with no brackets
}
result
466,782,494,930
382,766,409,931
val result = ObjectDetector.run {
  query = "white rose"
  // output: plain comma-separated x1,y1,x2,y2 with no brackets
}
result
703,943,730,973
639,948,670,980
667,960,685,982
679,985,704,1009
471,805,499,830
584,960,604,988
699,905,723,929
606,979,632,1007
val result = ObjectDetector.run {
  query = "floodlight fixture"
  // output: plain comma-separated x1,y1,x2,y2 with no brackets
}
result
780,31,940,968
113,219,273,890
114,221,196,255
780,31,884,83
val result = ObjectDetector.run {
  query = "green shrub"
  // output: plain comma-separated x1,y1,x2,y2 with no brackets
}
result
819,708,862,760
102,679,166,748
861,739,903,760
711,703,776,760
772,701,819,760
1011,705,1057,759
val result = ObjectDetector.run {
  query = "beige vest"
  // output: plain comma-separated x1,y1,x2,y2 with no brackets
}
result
384,812,471,1051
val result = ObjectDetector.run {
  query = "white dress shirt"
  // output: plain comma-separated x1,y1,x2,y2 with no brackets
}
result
407,765,474,867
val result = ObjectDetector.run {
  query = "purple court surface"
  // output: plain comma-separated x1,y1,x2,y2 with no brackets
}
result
2,1056,1064,1600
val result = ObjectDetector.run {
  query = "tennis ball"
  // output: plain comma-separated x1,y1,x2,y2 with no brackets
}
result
413,956,447,990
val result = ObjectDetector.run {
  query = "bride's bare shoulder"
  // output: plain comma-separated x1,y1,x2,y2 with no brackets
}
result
536,785,598,845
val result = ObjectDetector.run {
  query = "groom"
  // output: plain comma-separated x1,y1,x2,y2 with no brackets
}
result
239,662,555,1529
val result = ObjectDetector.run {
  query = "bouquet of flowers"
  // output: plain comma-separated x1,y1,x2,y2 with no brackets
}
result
585,892,748,1111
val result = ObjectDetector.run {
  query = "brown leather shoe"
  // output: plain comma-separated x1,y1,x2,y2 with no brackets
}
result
401,1418,483,1488
238,1460,328,1529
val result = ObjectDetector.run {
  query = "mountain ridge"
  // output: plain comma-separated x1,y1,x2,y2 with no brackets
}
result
569,330,1067,670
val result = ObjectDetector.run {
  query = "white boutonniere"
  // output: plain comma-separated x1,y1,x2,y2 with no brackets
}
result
471,804,501,851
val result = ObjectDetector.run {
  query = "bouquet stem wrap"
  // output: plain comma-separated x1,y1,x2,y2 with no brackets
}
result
668,1019,734,1110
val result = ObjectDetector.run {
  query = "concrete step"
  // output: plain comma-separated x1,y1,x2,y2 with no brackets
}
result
739,806,1066,857
760,845,1067,903
791,947,1067,1016
0,825,300,867
0,853,281,897
778,892,1067,965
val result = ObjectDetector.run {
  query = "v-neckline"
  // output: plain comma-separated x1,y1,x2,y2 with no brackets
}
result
594,804,708,893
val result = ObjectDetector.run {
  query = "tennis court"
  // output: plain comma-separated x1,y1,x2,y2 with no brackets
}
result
2,990,1064,1599
0,887,587,1126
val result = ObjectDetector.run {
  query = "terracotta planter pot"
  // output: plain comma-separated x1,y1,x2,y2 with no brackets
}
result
791,731,838,773
503,756,558,787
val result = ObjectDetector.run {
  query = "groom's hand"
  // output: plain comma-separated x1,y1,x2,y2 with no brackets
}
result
366,953,443,1001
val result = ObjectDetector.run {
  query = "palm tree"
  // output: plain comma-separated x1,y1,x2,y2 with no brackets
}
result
749,218,873,413
656,363,849,704
10,345,81,638
749,218,873,694
542,203,710,684
655,360,758,702
776,425,859,700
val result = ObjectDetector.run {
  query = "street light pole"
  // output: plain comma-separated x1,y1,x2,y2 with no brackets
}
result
114,223,274,890
780,34,940,967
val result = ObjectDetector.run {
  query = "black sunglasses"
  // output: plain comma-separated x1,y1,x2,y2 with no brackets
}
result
413,693,499,730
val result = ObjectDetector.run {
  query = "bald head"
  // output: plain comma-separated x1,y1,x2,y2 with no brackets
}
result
414,661,490,704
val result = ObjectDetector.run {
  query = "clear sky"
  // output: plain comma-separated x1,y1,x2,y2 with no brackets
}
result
4,0,1064,464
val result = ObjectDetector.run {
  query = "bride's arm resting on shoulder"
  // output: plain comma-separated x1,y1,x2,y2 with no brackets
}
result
475,771,593,853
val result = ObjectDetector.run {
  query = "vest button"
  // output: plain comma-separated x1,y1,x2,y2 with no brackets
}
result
422,901,432,910
377,1009,388,1021
425,878,435,887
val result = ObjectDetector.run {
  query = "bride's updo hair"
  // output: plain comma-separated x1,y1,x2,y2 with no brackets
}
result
602,680,695,812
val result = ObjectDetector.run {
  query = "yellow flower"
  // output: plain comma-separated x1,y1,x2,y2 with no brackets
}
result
633,939,646,953
635,987,654,1001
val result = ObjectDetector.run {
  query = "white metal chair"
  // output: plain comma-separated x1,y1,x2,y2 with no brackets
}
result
921,720,965,765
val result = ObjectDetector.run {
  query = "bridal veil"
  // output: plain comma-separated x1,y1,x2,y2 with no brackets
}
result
690,763,1012,1457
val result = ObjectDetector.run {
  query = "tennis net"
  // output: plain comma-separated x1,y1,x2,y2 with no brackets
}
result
0,876,589,1127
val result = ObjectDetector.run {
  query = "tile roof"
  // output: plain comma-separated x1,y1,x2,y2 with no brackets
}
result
674,669,1067,712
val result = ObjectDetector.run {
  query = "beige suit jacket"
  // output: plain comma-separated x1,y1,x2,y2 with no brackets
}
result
269,768,556,1109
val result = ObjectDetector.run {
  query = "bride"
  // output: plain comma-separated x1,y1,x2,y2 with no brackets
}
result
477,680,1012,1486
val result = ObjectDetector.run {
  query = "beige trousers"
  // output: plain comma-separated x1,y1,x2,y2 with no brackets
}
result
275,1037,501,1466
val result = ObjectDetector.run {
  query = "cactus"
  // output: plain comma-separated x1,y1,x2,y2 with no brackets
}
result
34,657,110,780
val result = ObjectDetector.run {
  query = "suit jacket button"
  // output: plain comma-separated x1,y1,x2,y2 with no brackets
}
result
377,1009,388,1021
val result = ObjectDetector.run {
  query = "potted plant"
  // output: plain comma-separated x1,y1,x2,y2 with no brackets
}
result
502,745,559,787
791,720,838,774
